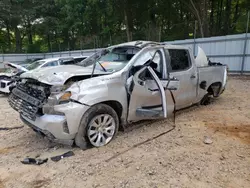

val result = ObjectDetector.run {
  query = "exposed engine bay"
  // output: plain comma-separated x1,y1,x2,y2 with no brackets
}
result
9,79,51,120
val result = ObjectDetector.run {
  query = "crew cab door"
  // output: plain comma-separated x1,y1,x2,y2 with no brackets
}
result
166,48,198,109
126,47,180,122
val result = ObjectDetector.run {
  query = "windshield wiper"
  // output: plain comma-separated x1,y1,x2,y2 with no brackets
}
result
90,49,109,77
98,61,107,72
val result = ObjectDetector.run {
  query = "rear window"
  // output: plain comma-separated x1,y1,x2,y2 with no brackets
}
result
74,57,87,63
168,49,191,71
60,60,75,65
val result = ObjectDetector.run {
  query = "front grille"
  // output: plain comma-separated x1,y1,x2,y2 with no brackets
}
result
8,83,47,121
0,82,5,88
9,94,39,121
17,83,46,101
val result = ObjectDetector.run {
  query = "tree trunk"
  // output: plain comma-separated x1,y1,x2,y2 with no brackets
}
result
216,0,224,35
232,0,239,32
5,21,11,51
47,33,51,52
158,25,162,42
14,26,22,52
124,9,132,41
180,0,184,21
224,0,232,34
210,0,215,35
149,11,157,41
203,0,209,37
190,0,204,37
27,17,33,45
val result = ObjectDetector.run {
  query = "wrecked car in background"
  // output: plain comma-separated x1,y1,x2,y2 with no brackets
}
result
0,56,87,94
0,62,27,94
8,41,227,148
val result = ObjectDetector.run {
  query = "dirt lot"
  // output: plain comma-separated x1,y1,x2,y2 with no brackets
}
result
0,76,249,188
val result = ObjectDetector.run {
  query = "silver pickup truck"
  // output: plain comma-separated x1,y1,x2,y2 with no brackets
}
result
8,41,227,148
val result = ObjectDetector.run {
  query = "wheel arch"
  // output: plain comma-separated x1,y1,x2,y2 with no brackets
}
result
207,82,222,97
99,100,123,119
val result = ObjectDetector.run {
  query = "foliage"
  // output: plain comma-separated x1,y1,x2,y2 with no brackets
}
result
0,0,249,53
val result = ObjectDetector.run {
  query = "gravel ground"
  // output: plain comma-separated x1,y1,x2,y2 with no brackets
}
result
0,76,249,188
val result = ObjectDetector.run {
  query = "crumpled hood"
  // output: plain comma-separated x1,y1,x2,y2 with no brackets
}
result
20,65,109,85
0,72,13,77
3,61,28,72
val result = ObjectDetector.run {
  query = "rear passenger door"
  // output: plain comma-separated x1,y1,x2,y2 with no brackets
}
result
166,49,198,109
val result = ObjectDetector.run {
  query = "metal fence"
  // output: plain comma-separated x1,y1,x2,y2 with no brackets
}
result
1,33,250,74
165,33,250,73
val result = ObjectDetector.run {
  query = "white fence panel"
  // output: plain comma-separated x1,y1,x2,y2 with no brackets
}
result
1,33,249,73
165,33,250,73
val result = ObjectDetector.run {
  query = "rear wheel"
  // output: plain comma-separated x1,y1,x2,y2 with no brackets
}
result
200,93,211,105
75,104,119,149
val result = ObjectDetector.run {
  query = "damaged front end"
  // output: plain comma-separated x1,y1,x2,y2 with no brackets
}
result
8,78,90,146
9,79,51,121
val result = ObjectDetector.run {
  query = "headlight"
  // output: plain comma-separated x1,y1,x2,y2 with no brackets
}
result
59,91,72,104
50,85,67,94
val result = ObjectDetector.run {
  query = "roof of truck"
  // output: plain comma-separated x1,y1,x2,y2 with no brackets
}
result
112,41,160,48
111,40,191,50
163,44,191,50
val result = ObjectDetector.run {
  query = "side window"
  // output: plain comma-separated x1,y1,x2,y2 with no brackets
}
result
133,49,163,78
43,61,58,67
168,49,191,71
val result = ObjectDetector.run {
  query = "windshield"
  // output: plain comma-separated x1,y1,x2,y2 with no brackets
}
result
79,46,141,72
26,60,45,70
4,68,12,73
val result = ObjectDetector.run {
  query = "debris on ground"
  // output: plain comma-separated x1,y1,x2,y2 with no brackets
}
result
0,126,23,131
0,77,250,187
203,136,213,144
50,151,75,162
220,154,226,160
236,153,245,158
21,158,48,165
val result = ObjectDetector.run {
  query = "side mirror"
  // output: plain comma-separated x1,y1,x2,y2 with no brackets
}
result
166,77,180,90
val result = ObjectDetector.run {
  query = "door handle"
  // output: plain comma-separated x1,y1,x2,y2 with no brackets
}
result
190,75,196,79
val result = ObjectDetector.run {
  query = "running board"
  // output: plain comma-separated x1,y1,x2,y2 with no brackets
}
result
136,108,163,117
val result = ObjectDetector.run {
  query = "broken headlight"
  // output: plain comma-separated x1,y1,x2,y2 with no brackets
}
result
58,91,72,104
50,85,67,94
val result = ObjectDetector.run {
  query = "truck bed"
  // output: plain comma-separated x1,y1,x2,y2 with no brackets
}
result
196,64,227,102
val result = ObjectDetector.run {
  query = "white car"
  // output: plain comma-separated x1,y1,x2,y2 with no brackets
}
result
0,56,88,94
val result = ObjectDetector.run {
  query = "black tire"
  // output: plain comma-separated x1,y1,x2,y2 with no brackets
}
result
200,93,211,105
75,103,119,149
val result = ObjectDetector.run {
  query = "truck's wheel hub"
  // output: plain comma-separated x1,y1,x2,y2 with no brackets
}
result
87,114,116,147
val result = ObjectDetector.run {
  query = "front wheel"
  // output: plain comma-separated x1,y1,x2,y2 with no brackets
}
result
75,104,119,149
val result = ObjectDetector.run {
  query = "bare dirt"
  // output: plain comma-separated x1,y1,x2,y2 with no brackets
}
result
0,76,249,188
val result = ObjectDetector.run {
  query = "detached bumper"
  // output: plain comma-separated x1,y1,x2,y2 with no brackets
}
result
20,102,90,145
